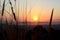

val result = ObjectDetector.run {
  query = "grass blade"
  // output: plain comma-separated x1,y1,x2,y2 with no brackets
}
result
2,0,5,16
9,0,16,21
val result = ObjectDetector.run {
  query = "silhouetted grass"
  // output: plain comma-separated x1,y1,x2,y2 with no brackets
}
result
9,0,16,21
0,0,60,40
48,8,54,32
2,0,5,16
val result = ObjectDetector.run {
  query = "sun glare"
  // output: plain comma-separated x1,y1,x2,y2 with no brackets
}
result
33,16,38,22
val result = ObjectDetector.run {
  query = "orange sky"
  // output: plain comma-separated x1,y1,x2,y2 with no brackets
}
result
0,0,60,23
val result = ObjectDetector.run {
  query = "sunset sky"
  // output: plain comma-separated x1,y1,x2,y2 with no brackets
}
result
0,0,60,23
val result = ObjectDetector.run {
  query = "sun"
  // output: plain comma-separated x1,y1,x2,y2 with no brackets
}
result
34,17,38,21
33,16,38,22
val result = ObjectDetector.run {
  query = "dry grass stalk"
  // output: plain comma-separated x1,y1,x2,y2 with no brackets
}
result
9,0,16,21
2,0,5,16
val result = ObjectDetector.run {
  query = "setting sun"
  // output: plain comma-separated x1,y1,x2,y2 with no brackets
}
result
33,16,38,22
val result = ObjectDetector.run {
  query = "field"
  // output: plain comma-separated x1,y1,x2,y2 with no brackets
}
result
0,23,60,40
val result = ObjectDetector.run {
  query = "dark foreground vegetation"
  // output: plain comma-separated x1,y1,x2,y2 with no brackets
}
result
0,24,60,40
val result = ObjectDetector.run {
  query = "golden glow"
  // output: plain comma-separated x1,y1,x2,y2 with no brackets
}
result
33,16,38,22
1,0,60,22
